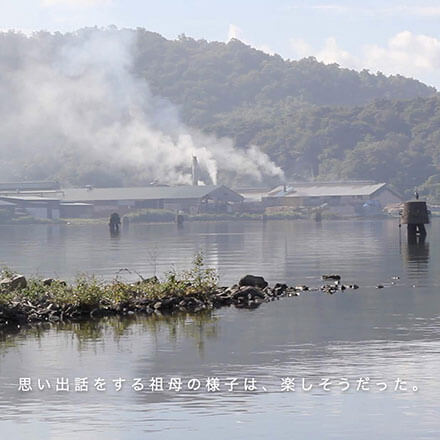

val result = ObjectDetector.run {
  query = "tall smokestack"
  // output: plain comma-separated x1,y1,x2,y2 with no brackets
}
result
192,155,199,186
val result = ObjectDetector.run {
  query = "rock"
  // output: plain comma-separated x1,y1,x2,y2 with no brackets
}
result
274,283,288,294
0,274,27,292
146,276,159,284
263,287,274,297
160,297,177,309
213,291,233,306
348,284,359,289
232,286,266,309
42,278,55,286
224,285,240,295
322,274,341,281
232,286,266,301
239,274,268,289
42,278,66,286
321,284,337,294
295,285,309,291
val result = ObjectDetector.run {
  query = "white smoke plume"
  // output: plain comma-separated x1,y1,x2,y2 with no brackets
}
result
0,28,284,186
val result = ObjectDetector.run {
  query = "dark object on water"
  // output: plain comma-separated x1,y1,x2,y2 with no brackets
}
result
376,284,384,289
401,201,429,238
239,274,268,289
109,212,121,233
322,274,341,281
176,211,184,225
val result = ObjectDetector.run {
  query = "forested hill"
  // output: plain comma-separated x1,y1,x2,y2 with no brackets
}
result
205,97,440,199
134,30,436,126
1,28,440,199
133,30,440,199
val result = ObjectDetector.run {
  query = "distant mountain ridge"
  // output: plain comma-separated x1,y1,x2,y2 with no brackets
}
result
1,28,440,199
133,30,437,125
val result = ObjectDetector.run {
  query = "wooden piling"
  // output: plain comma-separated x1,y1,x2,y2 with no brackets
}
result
176,212,184,225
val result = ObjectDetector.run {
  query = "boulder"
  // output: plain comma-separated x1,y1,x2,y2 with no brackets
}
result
42,278,55,286
0,274,27,292
239,274,268,289
274,283,288,294
232,286,266,301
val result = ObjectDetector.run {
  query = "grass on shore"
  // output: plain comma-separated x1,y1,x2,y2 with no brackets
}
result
0,254,219,310
125,209,312,223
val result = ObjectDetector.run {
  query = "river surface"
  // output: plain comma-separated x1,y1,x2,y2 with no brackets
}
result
0,219,439,439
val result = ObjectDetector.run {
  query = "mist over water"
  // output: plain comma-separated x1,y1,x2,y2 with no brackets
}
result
0,28,283,186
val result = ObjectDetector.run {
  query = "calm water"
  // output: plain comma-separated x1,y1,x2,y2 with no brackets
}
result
0,220,439,439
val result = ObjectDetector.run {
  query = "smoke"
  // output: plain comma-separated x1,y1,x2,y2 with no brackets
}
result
0,28,284,186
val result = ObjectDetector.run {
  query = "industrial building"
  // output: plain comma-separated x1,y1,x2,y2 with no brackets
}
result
0,179,403,220
0,184,244,219
263,181,403,216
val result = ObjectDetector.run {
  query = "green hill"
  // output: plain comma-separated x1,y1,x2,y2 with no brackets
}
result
1,28,439,199
133,30,436,126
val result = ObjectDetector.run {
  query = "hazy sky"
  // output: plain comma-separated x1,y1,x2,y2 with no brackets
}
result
2,0,440,88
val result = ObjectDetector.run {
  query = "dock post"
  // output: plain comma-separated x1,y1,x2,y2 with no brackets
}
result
176,211,184,226
400,200,429,240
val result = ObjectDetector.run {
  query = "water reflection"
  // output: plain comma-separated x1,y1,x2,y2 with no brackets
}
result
0,311,219,354
0,220,440,439
404,235,430,279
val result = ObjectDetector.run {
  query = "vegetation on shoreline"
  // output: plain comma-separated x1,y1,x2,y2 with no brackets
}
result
0,254,221,327
0,209,367,226
125,210,268,223
0,254,218,306
0,208,65,225
0,253,362,331
125,208,337,223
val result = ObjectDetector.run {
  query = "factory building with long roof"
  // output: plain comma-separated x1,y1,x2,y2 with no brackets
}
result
262,181,403,216
0,183,244,219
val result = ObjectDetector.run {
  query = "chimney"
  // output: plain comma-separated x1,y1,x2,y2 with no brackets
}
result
192,156,199,186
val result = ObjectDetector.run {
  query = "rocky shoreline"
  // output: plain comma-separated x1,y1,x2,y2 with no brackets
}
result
0,271,361,330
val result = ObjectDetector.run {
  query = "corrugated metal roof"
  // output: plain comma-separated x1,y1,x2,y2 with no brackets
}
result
58,185,241,202
267,182,388,198
235,188,271,202
0,181,60,191
0,196,60,202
